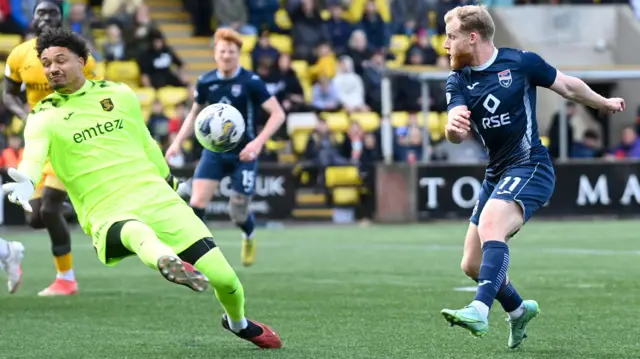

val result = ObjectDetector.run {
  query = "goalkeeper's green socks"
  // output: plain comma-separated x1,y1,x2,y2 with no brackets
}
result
194,248,248,331
120,221,176,269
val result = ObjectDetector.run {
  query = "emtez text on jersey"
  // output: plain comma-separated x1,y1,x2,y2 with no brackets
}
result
73,119,124,143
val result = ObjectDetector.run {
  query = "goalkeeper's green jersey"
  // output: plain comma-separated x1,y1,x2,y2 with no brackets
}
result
19,80,176,234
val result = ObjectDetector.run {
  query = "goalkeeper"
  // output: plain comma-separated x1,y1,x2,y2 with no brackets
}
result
2,28,282,349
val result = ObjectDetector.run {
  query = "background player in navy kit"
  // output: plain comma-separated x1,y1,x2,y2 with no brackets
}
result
165,29,285,267
439,5,625,348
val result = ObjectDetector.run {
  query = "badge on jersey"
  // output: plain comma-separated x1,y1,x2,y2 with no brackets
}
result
100,98,114,111
231,84,242,97
498,69,512,88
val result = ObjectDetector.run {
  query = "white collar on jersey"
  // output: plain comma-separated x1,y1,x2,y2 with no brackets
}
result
471,47,498,72
215,66,242,80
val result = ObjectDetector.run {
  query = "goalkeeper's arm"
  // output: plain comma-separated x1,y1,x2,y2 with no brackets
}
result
17,112,49,184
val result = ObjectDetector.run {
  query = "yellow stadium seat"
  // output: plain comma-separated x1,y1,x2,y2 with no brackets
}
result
344,0,390,23
290,60,309,79
332,187,360,206
540,136,550,147
325,166,360,187
240,35,257,53
292,130,311,155
321,112,349,132
431,35,447,57
320,9,330,21
0,34,22,53
386,56,404,69
240,53,253,70
0,62,4,79
94,61,106,78
426,112,440,134
141,108,151,123
134,87,156,108
391,112,409,127
164,106,177,119
105,61,140,87
300,79,312,103
350,112,380,132
157,86,189,107
94,35,106,52
390,35,411,54
275,8,292,30
269,34,292,54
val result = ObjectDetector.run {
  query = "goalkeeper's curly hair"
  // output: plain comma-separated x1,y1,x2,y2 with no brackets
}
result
36,27,89,63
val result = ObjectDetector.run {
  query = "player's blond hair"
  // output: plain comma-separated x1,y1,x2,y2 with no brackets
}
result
214,28,243,49
444,5,495,41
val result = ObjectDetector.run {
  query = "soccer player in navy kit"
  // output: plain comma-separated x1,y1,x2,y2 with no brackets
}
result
165,29,285,267
439,5,625,348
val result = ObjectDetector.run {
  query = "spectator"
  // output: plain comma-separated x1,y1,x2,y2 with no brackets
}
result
65,3,99,58
548,101,577,159
311,76,340,112
102,24,131,62
102,0,143,25
288,0,327,62
340,120,365,163
571,129,602,158
309,42,337,81
345,30,372,75
332,56,368,113
252,30,280,70
391,0,428,35
138,34,187,88
361,50,385,113
274,54,307,113
147,100,170,146
247,0,280,32
182,0,212,36
304,119,348,188
395,50,423,112
213,0,256,35
606,126,640,159
358,0,390,52
394,113,423,162
405,28,438,65
326,3,353,55
1,135,23,169
124,4,161,57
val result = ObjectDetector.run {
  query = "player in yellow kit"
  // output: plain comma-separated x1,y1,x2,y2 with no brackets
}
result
3,27,282,349
2,0,99,296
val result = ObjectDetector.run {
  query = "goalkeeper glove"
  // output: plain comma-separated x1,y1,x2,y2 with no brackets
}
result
2,168,35,212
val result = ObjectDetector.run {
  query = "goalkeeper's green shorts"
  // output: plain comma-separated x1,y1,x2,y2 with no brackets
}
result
89,200,212,266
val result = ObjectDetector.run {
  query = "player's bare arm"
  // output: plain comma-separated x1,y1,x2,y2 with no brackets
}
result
239,97,285,162
445,105,472,144
165,102,203,160
2,79,29,121
550,71,625,113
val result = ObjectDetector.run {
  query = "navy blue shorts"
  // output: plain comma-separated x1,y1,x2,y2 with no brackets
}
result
193,149,258,196
470,162,555,225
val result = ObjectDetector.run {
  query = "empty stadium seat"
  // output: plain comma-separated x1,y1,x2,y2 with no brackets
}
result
274,8,292,30
141,108,151,123
269,34,292,54
94,61,106,79
540,136,550,147
134,87,156,108
105,61,140,87
321,112,349,132
325,166,361,187
300,78,313,103
426,112,441,140
290,60,309,79
350,112,380,132
240,35,257,53
431,35,447,57
292,130,311,155
240,53,252,70
286,112,318,134
332,187,360,206
157,86,189,107
390,35,411,55
0,34,22,53
391,112,409,127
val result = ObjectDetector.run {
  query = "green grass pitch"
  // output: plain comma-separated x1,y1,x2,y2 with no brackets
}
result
0,220,638,359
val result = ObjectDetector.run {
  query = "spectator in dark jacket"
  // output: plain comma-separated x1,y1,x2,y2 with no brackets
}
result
326,3,353,56
138,34,187,88
247,0,280,32
288,0,328,62
252,30,280,69
358,0,390,52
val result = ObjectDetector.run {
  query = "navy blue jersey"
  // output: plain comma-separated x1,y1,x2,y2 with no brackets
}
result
446,48,557,179
194,67,271,153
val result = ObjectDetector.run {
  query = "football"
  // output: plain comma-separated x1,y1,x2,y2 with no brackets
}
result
194,103,246,152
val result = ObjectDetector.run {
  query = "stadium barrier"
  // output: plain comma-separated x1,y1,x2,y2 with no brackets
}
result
375,160,640,223
1,161,639,224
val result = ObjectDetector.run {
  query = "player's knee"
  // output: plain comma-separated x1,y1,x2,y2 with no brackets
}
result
189,197,209,209
40,197,64,222
460,257,480,280
477,201,522,241
228,194,250,224
27,211,46,229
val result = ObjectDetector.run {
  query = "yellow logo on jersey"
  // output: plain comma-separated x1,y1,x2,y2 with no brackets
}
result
100,98,114,112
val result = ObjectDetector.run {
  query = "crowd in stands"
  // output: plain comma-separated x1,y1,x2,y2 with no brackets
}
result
0,0,637,175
